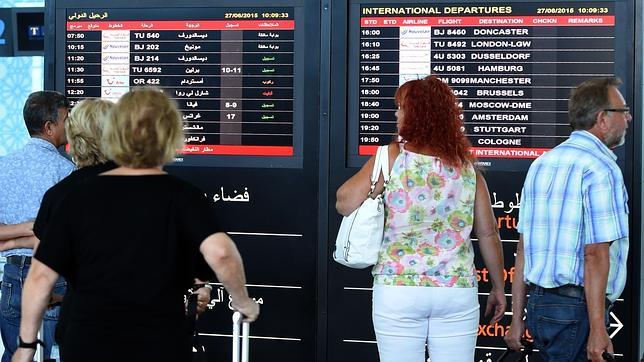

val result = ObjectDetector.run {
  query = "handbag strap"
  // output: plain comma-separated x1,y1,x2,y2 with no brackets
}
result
379,145,390,183
368,145,389,196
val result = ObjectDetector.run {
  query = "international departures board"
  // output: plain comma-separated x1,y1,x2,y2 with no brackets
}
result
348,2,619,171
46,0,639,361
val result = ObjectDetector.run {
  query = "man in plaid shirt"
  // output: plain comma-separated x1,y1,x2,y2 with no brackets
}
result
505,77,631,362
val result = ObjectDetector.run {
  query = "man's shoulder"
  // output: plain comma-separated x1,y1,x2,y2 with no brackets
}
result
0,143,29,163
51,153,75,172
33,152,74,180
0,150,73,185
534,136,609,169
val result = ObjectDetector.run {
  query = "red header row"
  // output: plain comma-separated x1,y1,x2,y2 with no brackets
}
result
181,145,293,156
67,20,295,31
361,15,614,27
360,146,549,159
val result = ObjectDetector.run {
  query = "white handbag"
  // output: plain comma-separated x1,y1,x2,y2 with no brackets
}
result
334,145,390,268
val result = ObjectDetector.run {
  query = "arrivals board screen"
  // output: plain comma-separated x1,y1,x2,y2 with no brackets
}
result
349,2,616,170
59,7,302,167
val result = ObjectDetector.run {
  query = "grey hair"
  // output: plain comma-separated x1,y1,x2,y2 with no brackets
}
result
568,77,622,130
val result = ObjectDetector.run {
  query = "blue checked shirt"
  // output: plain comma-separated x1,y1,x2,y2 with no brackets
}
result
0,138,74,257
517,130,629,302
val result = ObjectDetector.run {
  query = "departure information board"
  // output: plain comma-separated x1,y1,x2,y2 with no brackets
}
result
351,2,615,170
63,8,298,163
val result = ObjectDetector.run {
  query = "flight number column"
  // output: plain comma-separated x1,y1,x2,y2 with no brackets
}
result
65,29,102,105
358,25,399,153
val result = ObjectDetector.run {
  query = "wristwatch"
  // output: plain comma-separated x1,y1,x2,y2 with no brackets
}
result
17,336,43,349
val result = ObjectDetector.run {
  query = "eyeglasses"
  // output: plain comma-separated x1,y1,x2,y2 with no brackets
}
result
604,107,630,115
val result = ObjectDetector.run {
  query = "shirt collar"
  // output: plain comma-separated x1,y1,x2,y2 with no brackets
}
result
569,130,617,161
28,137,58,153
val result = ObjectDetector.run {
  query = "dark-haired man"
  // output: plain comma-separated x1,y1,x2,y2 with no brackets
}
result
0,91,74,361
505,77,631,362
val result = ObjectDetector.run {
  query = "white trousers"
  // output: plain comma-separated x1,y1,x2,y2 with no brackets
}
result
372,284,479,362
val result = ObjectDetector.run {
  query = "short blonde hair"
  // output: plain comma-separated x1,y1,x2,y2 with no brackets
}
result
102,88,184,168
66,98,114,168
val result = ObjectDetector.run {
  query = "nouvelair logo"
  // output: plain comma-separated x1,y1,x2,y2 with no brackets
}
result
0,19,5,45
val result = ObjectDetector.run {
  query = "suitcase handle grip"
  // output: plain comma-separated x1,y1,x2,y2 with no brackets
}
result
495,340,533,362
602,351,616,362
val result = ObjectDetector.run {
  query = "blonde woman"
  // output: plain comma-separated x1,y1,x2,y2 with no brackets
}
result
13,89,259,362
27,98,116,359
34,98,116,241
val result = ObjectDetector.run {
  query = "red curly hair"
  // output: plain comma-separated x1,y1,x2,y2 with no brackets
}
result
395,75,473,167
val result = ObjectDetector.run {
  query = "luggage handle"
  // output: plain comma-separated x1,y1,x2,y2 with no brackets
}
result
495,339,533,362
232,311,250,362
602,351,616,362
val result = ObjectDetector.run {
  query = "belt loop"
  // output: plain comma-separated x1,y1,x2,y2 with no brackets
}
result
6,255,32,266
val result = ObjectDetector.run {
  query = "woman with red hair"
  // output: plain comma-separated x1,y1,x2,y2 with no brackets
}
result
337,75,505,361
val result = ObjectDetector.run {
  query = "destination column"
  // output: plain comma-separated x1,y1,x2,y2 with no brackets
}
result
430,20,536,156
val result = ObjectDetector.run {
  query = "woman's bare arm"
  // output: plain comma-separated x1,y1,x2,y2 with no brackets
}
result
200,232,259,322
335,143,396,216
473,171,506,324
12,259,58,362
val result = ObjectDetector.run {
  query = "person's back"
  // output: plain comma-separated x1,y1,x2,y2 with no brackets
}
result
373,147,477,288
40,174,215,360
0,142,73,226
520,130,628,295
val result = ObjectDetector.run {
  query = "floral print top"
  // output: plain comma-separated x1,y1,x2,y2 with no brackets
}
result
372,146,477,288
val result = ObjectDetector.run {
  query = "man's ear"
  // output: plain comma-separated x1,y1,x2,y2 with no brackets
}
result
594,110,610,133
42,120,55,137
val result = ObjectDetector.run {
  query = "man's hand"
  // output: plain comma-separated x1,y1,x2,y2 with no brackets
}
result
0,236,36,252
0,222,34,240
587,328,612,362
504,319,526,351
0,240,16,252
232,297,260,323
195,286,211,315
484,287,506,325
49,293,64,308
